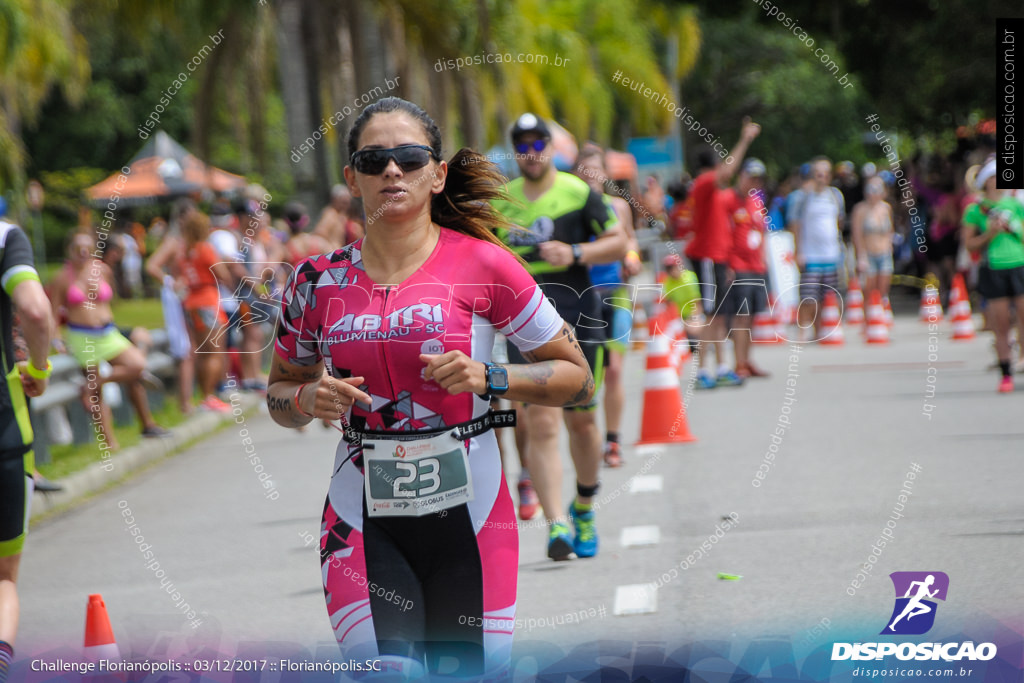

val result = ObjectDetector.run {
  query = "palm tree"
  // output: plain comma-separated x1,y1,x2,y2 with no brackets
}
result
0,0,89,203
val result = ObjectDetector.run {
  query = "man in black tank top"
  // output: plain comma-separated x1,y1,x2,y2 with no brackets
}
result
0,219,53,683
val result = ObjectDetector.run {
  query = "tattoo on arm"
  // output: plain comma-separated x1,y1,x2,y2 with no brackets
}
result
273,358,323,381
522,362,555,385
558,324,593,405
561,324,587,363
567,373,595,406
267,386,313,428
268,395,292,413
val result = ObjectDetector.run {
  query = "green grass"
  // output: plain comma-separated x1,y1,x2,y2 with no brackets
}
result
110,297,165,330
37,399,190,480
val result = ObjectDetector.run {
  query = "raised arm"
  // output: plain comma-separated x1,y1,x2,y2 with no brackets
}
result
716,119,761,188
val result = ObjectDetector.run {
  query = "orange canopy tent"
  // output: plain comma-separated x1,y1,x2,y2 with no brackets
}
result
86,130,245,206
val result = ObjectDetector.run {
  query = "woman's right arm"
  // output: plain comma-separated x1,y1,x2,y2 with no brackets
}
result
267,354,372,428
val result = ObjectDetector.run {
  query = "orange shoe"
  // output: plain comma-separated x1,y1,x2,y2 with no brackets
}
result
517,479,540,520
603,441,623,468
201,396,232,413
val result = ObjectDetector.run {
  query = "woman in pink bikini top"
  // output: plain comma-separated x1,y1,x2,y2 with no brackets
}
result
49,231,169,448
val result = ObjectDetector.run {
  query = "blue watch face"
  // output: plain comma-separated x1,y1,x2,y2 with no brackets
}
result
488,366,509,391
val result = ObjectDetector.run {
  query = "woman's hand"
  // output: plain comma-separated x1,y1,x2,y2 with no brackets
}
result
297,375,372,420
420,352,487,395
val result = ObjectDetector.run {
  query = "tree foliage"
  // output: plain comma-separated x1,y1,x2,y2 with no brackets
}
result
681,13,866,176
4,0,1009,255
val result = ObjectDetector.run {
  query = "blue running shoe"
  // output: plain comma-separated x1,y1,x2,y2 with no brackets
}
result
696,373,717,390
569,502,598,558
716,369,745,387
547,522,575,561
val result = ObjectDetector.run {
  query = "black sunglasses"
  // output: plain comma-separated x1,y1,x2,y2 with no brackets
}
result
351,144,439,175
514,139,549,155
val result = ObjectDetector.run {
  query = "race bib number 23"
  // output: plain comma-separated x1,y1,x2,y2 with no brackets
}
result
363,432,473,517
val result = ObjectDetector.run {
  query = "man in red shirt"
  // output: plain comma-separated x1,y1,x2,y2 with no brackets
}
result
725,159,771,379
685,119,761,389
667,178,693,241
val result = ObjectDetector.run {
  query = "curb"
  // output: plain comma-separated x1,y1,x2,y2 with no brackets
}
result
30,393,264,522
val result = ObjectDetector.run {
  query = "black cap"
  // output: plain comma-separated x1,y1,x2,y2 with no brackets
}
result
510,113,551,142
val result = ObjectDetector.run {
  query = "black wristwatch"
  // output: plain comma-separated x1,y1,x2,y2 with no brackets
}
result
484,362,509,396
571,243,584,265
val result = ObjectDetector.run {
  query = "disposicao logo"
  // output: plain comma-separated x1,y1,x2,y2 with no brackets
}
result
882,571,948,635
832,571,997,662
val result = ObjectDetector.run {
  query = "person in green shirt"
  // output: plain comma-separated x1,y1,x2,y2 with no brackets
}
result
491,113,627,561
661,254,701,320
962,158,1024,393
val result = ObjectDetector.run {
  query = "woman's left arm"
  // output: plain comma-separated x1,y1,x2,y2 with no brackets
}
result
420,321,593,407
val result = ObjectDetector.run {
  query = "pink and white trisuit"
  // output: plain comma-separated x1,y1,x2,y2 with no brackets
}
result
275,228,564,679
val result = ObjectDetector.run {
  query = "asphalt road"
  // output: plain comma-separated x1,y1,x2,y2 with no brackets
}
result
13,305,1023,679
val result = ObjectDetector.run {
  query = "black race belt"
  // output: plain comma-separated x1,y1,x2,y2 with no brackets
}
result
344,409,516,447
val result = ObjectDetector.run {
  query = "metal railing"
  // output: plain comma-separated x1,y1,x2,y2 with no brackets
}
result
30,329,178,464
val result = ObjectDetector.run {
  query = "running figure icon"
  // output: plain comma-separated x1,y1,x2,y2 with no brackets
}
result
888,575,938,631
881,571,949,636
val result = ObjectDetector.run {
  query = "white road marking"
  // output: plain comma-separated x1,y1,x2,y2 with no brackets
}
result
620,525,661,547
628,474,663,493
613,583,658,615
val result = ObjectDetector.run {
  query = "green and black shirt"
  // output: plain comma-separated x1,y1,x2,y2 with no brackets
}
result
0,222,40,459
492,172,616,341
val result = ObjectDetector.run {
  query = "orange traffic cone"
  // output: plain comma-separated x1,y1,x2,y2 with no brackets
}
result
818,291,845,345
919,284,943,322
883,297,894,328
865,291,890,344
631,303,649,351
665,313,692,372
752,310,780,343
657,306,681,373
846,277,865,325
949,274,975,340
84,594,121,662
948,275,964,312
635,330,696,445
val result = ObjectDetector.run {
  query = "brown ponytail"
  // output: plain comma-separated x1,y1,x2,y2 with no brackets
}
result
431,148,519,253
